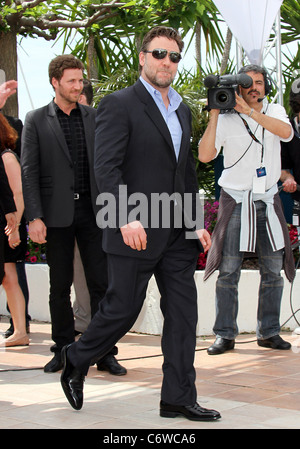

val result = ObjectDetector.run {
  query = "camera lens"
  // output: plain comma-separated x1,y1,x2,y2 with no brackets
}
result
217,91,228,103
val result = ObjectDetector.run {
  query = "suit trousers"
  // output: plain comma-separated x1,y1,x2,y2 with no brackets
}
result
68,227,200,406
46,196,108,350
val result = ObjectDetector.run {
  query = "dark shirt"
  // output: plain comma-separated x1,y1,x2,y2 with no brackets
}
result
54,101,90,195
281,117,300,201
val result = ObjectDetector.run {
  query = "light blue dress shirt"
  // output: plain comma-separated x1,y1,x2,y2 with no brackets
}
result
140,76,183,160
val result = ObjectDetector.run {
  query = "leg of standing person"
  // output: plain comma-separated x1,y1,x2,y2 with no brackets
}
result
73,240,91,335
65,253,155,375
207,203,243,355
154,228,199,406
5,261,30,337
1,262,29,346
44,225,76,372
74,195,126,375
255,201,290,349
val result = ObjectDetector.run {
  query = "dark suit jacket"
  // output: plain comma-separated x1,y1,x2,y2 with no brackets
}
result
21,101,99,227
94,79,202,259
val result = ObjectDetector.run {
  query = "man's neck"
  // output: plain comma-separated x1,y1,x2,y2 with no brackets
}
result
54,97,77,116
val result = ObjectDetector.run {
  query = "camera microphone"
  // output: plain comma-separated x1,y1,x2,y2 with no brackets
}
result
219,73,253,88
204,73,253,89
203,75,219,88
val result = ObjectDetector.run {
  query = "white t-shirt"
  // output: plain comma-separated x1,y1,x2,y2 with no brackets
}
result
215,99,293,191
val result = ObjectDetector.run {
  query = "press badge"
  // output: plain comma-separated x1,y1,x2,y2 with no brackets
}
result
253,167,266,193
256,167,266,177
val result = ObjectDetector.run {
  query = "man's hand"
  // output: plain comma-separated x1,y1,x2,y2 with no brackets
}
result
234,92,252,115
195,228,211,252
120,220,147,251
0,80,18,109
282,177,297,193
28,218,47,244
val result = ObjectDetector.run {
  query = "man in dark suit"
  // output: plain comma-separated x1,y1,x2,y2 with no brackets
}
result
21,55,126,375
60,27,221,422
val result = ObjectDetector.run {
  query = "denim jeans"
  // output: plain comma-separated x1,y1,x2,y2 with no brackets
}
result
214,200,284,340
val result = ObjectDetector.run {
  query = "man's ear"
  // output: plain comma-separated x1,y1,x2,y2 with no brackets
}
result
139,51,145,69
51,77,58,90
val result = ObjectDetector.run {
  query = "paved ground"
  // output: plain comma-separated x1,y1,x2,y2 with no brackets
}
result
1,317,300,430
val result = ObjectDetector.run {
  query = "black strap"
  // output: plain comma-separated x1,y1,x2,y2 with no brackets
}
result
238,113,265,166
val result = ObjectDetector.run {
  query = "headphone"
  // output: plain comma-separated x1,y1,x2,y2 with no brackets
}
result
238,64,272,96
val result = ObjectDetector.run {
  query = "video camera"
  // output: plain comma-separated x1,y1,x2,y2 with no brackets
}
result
204,73,253,111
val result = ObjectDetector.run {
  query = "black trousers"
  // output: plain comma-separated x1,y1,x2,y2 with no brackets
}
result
46,196,108,351
68,228,199,406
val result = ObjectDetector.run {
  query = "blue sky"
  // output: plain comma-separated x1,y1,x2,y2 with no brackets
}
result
17,37,65,122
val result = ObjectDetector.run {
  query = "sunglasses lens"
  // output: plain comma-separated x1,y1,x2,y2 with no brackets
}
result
152,49,168,60
169,52,181,63
146,49,181,63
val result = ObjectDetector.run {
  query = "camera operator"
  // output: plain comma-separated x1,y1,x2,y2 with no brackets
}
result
280,78,300,220
198,64,294,355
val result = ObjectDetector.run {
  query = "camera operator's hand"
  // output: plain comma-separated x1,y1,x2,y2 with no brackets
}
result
234,92,252,115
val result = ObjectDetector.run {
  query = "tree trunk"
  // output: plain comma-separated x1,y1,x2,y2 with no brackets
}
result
87,35,98,80
220,28,232,75
0,29,18,117
195,22,201,69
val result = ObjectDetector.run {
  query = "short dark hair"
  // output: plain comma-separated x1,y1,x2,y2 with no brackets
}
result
81,79,94,105
238,64,271,95
290,78,300,115
48,54,84,86
139,26,184,73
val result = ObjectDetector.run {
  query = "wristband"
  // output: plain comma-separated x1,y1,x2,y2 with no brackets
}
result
248,108,254,118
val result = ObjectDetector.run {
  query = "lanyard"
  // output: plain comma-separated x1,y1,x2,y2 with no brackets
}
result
239,113,265,166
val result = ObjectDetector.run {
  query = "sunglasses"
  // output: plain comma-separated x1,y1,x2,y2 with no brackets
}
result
143,48,182,64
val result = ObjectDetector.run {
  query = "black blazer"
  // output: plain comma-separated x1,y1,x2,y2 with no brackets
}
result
21,101,99,227
94,79,202,259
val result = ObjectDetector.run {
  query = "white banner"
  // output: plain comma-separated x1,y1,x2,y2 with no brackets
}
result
213,0,283,65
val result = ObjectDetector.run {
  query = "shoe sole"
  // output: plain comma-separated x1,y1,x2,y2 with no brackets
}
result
160,410,221,421
257,341,291,350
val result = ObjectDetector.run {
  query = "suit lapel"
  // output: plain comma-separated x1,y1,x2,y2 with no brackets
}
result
176,105,190,164
46,102,72,163
134,80,176,163
79,104,93,165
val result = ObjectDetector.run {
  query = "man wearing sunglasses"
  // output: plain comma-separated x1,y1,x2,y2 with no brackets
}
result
60,26,220,422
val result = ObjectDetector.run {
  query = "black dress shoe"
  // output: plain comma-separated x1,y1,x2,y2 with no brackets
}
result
257,335,291,350
97,354,127,376
61,345,85,410
207,337,235,355
160,401,221,421
44,352,63,373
